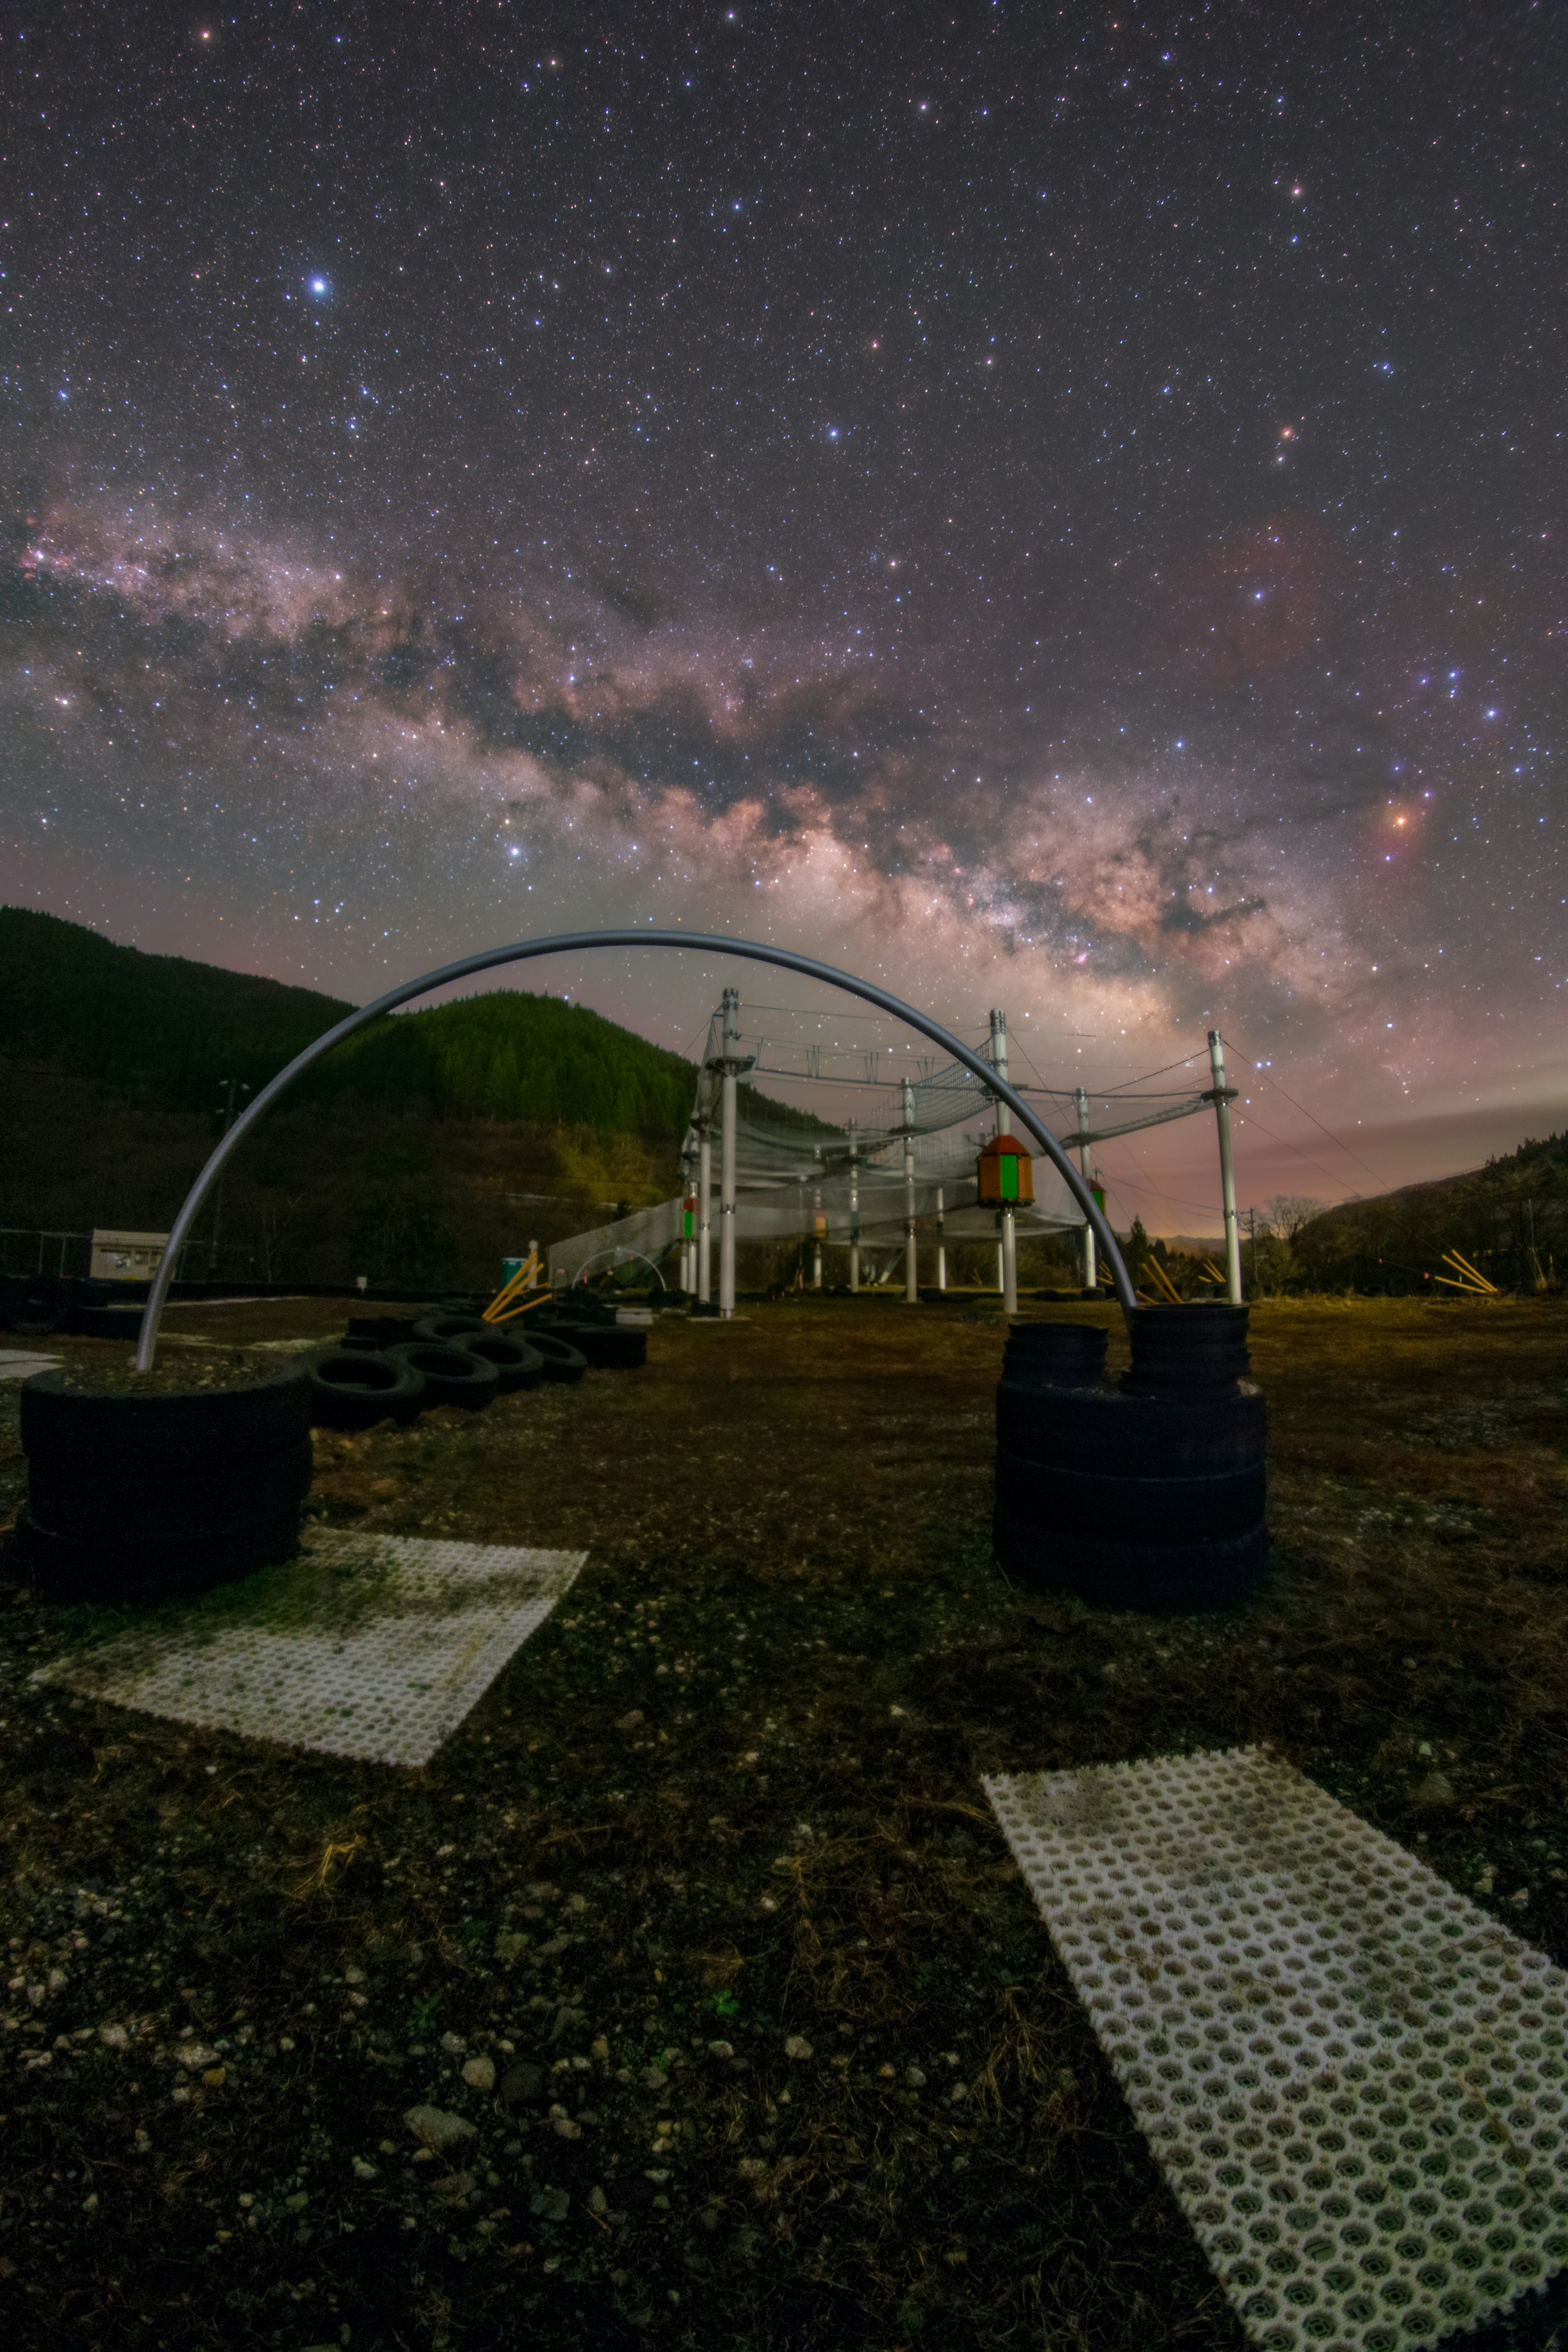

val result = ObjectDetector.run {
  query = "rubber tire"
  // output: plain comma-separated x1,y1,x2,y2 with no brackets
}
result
70,1305,148,1343
525,1330,589,1384
27,1437,315,1540
543,1296,615,1327
310,1350,427,1430
554,1322,647,1370
1126,1303,1251,1392
412,1314,490,1345
1001,1321,1109,1390
4,1274,74,1337
996,1379,1266,1481
21,1360,314,1476
993,1500,1269,1612
454,1331,545,1392
15,1502,304,1607
345,1315,423,1346
994,1448,1267,1542
385,1341,500,1412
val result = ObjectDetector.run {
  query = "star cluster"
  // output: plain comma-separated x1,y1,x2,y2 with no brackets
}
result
3,2,1563,1191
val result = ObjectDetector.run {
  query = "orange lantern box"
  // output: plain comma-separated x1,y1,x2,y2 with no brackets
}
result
976,1134,1034,1205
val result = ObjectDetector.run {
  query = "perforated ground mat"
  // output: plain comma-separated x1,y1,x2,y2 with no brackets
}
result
984,1747,1568,2352
31,1531,585,1766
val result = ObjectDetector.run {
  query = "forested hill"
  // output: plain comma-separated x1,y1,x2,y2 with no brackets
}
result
298,989,697,1137
0,906,352,1113
0,906,704,1141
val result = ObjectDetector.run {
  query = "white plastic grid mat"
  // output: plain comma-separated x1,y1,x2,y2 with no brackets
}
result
33,1531,584,1766
984,1747,1568,2352
0,1350,62,1381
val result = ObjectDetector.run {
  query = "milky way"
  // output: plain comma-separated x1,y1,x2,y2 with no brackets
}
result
3,4,1564,1217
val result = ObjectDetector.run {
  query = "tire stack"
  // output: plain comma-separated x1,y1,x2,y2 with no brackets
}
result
306,1312,579,1429
1,1274,76,1339
16,1361,315,1605
994,1305,1267,1611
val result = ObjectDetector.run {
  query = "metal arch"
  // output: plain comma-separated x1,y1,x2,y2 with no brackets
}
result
136,928,1136,1368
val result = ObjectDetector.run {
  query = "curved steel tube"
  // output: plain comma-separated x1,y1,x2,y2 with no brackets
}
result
136,929,1135,1367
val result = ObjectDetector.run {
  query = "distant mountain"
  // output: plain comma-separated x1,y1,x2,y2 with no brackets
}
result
299,986,698,1139
0,906,698,1142
0,908,846,1287
0,905,351,1114
1295,1131,1565,1293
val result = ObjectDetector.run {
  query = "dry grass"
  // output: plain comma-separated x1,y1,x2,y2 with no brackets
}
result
0,1294,1564,2352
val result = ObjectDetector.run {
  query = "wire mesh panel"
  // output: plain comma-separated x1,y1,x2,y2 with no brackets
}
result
985,1746,1568,2352
33,1532,585,1766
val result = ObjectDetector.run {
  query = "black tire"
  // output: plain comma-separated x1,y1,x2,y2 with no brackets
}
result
525,1330,589,1383
70,1304,148,1343
310,1350,427,1430
554,1322,647,1370
1001,1320,1108,1390
994,1448,1266,1542
3,1274,74,1338
28,1438,315,1540
345,1315,423,1346
993,1501,1269,1612
454,1330,545,1392
412,1313,490,1345
996,1379,1266,1480
385,1341,500,1412
1126,1303,1251,1392
21,1360,314,1477
543,1294,615,1327
14,1503,304,1608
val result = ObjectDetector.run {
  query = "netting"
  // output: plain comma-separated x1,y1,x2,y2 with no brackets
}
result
548,1009,1088,1282
546,1000,1223,1285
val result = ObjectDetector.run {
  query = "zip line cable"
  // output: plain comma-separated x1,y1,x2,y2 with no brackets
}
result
1223,1036,1396,1195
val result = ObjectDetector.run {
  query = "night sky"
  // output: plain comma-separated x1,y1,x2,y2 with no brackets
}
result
4,3,1563,1224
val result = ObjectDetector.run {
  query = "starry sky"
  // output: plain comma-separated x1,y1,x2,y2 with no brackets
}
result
3,2,1564,1226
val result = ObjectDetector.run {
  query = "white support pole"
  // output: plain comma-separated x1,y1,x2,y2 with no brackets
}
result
935,1186,947,1291
1208,1028,1243,1305
812,1176,823,1289
989,1008,1018,1316
697,1122,713,1304
719,987,740,1319
902,1076,918,1302
848,1119,860,1293
1075,1087,1097,1295
527,1237,538,1290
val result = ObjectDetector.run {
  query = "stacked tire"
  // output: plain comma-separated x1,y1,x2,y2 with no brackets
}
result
2,1274,75,1338
307,1316,558,1428
993,1305,1267,1612
16,1360,315,1605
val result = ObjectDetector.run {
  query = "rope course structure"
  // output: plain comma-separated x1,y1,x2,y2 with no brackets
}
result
551,995,1248,1311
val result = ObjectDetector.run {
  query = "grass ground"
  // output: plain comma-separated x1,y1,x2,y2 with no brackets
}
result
0,1294,1564,2352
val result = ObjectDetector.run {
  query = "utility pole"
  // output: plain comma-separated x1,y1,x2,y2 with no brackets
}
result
678,1131,696,1293
1248,1207,1259,1297
697,1116,713,1304
935,1186,947,1292
902,1076,919,1302
715,987,751,1319
1074,1086,1096,1296
1207,1029,1243,1304
989,1009,1018,1315
847,1119,860,1294
210,1077,250,1276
